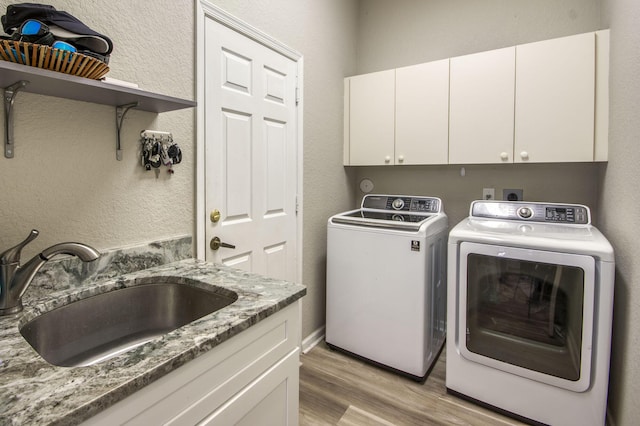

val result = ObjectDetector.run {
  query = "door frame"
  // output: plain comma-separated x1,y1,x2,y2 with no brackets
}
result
195,0,304,283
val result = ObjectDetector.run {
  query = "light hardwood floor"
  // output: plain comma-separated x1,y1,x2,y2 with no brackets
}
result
299,342,527,426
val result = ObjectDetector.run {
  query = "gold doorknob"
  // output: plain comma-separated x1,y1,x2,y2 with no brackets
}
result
210,209,221,223
210,236,236,251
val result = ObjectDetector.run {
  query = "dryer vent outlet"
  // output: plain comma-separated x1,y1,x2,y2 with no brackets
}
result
503,189,523,201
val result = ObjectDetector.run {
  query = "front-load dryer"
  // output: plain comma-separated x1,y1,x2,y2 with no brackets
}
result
326,194,448,381
447,200,614,425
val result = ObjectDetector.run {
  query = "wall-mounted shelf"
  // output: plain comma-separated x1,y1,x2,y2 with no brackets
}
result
0,60,196,159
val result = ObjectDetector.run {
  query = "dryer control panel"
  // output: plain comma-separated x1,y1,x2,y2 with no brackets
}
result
471,201,590,225
361,195,442,213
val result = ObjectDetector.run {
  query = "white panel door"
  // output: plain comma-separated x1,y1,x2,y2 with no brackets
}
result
395,59,449,165
347,70,395,165
515,32,595,163
204,19,298,281
449,47,516,164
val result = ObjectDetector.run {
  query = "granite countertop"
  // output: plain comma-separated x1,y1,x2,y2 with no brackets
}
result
0,259,306,426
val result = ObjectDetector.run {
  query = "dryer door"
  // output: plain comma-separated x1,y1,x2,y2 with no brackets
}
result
457,242,595,392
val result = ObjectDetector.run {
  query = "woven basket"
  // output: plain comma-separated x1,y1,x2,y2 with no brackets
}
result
0,39,109,80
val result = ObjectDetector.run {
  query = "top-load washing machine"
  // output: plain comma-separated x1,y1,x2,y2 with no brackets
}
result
326,194,448,380
447,200,615,425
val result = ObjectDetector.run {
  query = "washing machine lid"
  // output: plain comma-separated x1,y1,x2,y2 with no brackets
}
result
331,209,436,231
330,194,444,232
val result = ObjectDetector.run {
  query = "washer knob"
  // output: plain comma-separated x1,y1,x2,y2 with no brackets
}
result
392,198,405,210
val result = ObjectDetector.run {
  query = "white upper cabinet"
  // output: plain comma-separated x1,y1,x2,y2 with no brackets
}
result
449,47,516,164
514,32,596,163
344,30,608,166
396,59,450,165
345,69,395,166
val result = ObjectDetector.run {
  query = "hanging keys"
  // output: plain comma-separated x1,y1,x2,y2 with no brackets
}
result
140,131,181,174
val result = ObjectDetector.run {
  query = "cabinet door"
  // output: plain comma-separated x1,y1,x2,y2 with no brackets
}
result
395,59,449,165
346,70,395,165
515,32,595,163
449,47,515,164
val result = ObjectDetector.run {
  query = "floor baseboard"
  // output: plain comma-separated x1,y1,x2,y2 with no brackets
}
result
302,326,324,354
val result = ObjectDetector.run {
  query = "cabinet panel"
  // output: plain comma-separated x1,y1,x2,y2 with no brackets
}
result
515,32,595,163
347,70,395,165
395,59,449,165
449,47,515,164
595,30,610,162
82,302,300,426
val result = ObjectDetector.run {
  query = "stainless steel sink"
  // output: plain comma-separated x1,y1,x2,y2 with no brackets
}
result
20,281,238,367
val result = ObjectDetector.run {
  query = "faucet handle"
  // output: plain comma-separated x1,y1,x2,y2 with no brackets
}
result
0,229,39,265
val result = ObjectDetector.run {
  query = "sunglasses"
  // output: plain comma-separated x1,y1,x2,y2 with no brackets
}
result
20,19,49,37
14,19,55,45
52,40,77,53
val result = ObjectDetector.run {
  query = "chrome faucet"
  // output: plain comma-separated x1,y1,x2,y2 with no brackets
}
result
0,229,100,316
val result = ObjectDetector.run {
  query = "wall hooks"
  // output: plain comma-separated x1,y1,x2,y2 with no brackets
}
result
140,130,182,175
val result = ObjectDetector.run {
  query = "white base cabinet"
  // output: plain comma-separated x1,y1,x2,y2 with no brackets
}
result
82,302,301,426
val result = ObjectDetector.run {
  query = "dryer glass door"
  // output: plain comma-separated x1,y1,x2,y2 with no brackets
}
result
458,242,595,392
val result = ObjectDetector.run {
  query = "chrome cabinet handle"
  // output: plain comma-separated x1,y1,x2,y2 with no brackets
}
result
210,237,236,251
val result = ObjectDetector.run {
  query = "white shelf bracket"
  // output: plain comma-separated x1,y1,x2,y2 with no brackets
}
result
4,80,29,159
115,102,139,160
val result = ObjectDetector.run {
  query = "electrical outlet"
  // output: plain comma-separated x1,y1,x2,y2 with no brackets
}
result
503,189,524,201
482,188,495,200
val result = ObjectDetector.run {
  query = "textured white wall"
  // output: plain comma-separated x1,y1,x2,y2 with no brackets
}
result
0,0,359,341
357,0,604,73
599,0,640,423
0,0,195,261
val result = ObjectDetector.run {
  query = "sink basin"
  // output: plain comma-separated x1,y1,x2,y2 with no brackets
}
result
20,281,238,367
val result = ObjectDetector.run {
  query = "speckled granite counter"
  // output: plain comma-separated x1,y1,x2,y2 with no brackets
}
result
0,259,306,426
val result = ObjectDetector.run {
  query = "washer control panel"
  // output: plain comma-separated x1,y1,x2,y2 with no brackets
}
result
471,201,590,224
361,195,442,213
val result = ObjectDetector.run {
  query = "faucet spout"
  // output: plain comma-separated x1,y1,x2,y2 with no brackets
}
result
0,232,100,316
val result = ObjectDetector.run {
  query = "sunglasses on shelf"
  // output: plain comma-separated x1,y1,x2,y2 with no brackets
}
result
12,19,55,45
52,40,76,52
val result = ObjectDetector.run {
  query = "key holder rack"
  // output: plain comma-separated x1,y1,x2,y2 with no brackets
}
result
140,130,182,174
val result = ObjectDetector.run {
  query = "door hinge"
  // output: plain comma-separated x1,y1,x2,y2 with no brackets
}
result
295,87,300,106
295,195,299,215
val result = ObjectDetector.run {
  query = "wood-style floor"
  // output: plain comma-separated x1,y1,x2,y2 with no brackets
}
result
299,342,527,426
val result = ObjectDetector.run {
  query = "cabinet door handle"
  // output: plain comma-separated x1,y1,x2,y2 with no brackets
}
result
384,156,391,163
397,155,404,163
520,151,529,160
500,152,509,161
